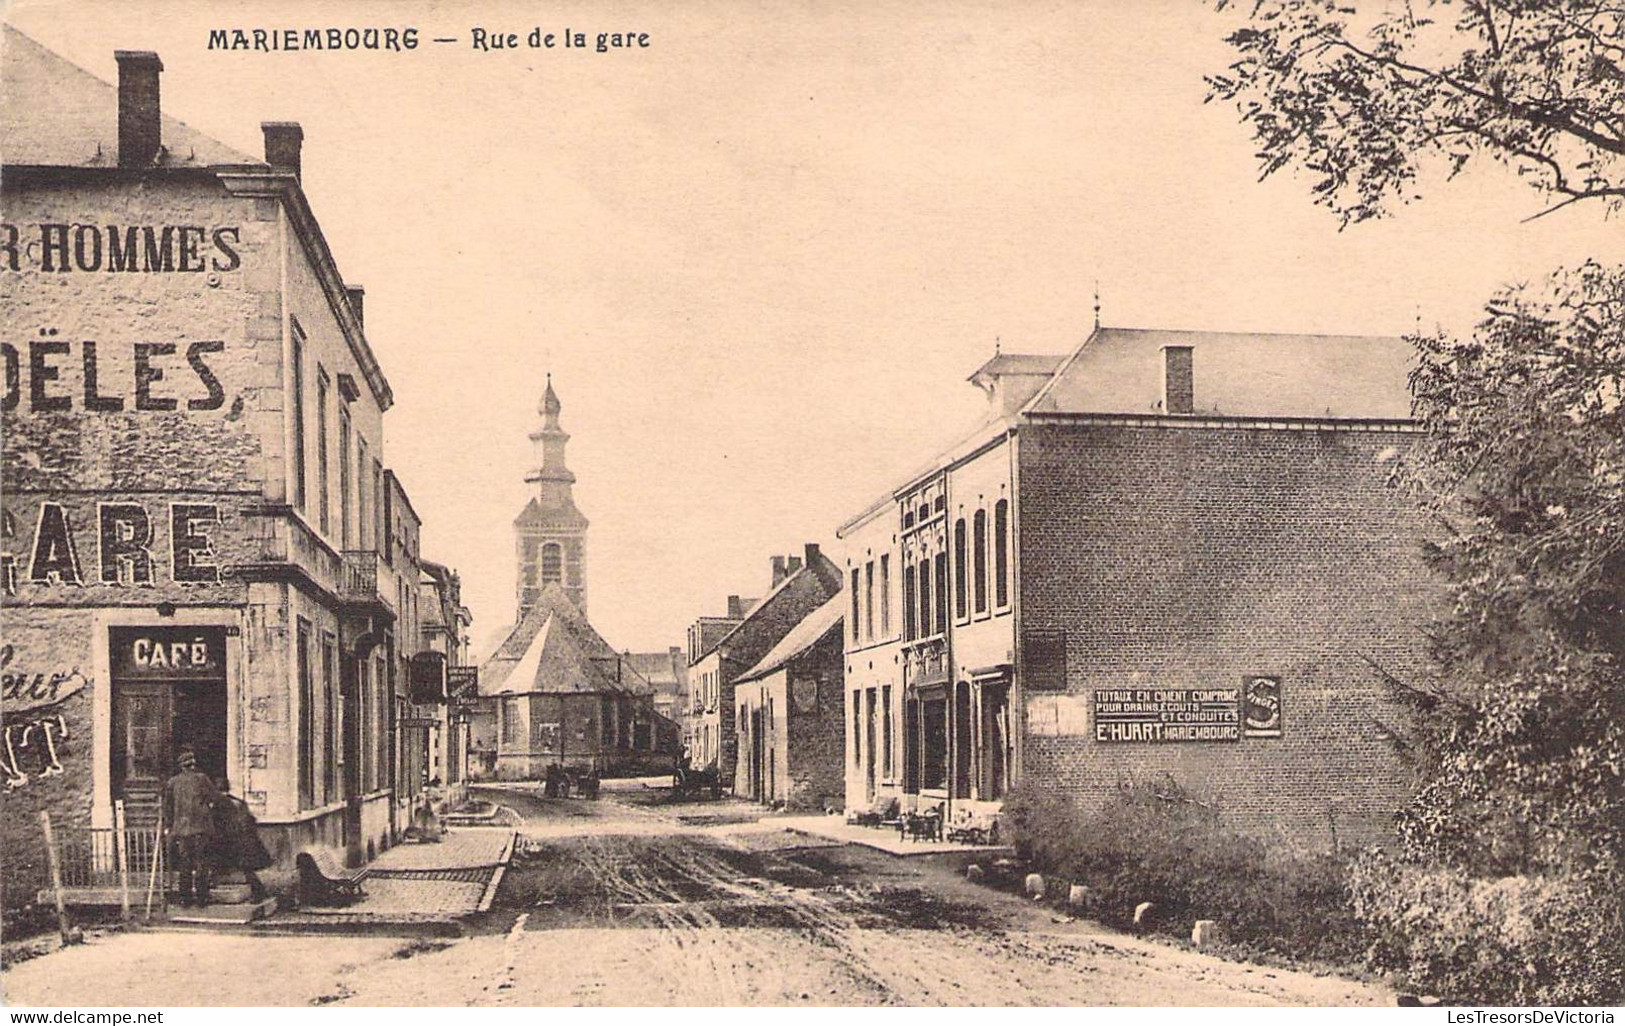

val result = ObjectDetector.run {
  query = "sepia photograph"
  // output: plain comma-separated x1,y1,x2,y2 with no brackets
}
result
1,0,1622,1012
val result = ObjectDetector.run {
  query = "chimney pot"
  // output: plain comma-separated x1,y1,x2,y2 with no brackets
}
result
115,50,163,168
1162,345,1194,416
803,542,821,568
262,121,304,179
345,286,365,329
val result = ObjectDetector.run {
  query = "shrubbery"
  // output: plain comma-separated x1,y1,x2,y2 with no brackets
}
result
1350,853,1625,1006
1002,779,1361,964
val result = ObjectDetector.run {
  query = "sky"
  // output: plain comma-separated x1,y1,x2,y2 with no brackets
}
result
9,0,1618,654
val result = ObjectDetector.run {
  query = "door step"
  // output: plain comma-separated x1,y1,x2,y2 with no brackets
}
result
166,897,278,926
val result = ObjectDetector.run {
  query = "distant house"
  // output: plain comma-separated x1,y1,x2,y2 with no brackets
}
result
687,545,843,783
733,593,845,809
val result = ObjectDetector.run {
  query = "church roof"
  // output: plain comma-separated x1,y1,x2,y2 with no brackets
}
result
479,583,648,696
1,26,261,169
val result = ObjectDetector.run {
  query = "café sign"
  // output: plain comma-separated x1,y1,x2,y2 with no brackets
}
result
109,626,227,681
1093,687,1241,743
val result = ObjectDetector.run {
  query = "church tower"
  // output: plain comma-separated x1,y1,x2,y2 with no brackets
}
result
515,375,589,616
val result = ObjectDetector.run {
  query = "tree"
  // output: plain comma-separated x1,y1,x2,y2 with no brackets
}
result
1208,0,1625,882
1208,0,1625,225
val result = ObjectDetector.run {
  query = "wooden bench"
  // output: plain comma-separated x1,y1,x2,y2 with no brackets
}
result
296,849,367,906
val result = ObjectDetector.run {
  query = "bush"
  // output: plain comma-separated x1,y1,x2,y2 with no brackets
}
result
1002,779,1361,963
1350,852,1625,1005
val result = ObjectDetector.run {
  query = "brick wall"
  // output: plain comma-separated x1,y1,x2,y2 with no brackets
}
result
784,631,847,811
1017,422,1438,848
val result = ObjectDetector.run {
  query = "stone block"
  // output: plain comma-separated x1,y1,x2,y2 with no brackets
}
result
965,864,985,882
1067,883,1089,907
1192,919,1223,947
1023,873,1045,899
1134,901,1155,926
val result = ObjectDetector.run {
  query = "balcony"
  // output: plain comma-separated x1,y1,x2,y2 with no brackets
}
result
339,550,397,620
235,506,343,596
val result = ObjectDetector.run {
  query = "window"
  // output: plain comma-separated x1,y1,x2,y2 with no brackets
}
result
541,542,563,585
954,518,967,619
882,684,893,778
357,437,370,550
290,326,306,510
879,555,891,636
322,633,337,804
339,411,352,548
852,694,862,766
903,565,917,640
921,695,947,790
864,561,875,642
995,498,1010,608
973,509,988,614
316,369,331,535
501,696,523,746
297,618,314,808
903,698,920,793
371,460,384,556
934,551,948,634
918,557,932,638
850,568,861,643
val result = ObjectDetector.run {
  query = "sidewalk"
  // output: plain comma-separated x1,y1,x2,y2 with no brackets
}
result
776,814,1013,856
275,827,516,926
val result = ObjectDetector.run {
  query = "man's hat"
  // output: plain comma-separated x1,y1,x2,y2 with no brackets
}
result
177,748,197,768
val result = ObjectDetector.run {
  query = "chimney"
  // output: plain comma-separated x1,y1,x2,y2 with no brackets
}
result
726,594,745,619
262,121,304,179
115,51,163,168
1163,345,1193,415
345,286,365,329
770,556,787,587
803,542,821,567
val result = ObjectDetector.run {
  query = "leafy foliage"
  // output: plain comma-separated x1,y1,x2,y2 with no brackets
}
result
1208,0,1625,225
1350,851,1625,1004
1394,262,1625,880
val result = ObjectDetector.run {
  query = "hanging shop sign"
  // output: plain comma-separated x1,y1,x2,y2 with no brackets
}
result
447,665,479,697
1242,675,1283,738
1093,687,1241,743
408,651,448,704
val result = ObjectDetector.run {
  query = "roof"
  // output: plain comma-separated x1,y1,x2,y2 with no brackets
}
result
1027,327,1414,421
968,353,1065,383
513,496,590,530
1,27,260,169
736,594,844,683
694,552,844,664
478,584,648,696
624,650,684,691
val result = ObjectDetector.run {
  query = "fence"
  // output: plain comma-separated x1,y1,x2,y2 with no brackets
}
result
37,805,167,933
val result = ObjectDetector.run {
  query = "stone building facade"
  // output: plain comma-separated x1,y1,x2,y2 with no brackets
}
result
1,29,464,911
732,594,845,810
837,327,1436,847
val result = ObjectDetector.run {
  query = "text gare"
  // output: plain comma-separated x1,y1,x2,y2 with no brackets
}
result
0,502,223,596
3,340,228,412
0,224,241,274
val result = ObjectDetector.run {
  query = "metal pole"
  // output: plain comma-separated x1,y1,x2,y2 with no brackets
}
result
114,800,131,920
38,811,72,944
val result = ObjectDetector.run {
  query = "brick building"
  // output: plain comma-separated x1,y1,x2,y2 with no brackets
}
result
0,29,468,910
682,594,755,752
624,647,687,726
837,327,1436,847
732,594,845,810
686,546,842,782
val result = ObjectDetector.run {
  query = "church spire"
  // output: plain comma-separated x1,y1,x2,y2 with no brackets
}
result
526,373,576,508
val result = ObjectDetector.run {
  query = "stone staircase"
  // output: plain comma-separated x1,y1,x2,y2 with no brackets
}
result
165,871,278,926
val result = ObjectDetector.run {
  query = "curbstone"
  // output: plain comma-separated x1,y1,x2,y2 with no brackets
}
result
1067,884,1089,907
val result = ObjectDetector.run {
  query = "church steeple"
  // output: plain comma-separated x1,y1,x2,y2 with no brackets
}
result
526,374,578,508
515,374,589,617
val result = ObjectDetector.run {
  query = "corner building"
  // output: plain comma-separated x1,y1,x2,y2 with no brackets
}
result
2,30,429,905
838,328,1438,846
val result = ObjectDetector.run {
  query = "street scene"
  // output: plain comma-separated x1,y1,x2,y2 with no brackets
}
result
3,781,1386,1007
3,0,1623,1011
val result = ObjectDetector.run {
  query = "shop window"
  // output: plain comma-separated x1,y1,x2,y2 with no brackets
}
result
921,696,947,791
973,509,988,614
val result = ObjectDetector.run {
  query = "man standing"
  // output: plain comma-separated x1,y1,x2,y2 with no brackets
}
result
163,749,219,907
213,777,272,902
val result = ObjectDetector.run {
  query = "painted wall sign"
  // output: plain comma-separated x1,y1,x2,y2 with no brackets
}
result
1,713,70,790
109,626,227,681
0,643,90,713
0,501,222,593
791,676,819,714
2,340,230,413
1093,688,1241,743
1242,675,1284,738
0,223,242,274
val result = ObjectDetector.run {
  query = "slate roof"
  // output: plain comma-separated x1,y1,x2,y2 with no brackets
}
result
513,496,590,530
735,593,843,684
478,584,649,696
1,26,261,169
1027,327,1414,421
967,353,1065,383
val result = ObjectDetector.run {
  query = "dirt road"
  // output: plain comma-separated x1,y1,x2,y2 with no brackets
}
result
1,783,1389,1006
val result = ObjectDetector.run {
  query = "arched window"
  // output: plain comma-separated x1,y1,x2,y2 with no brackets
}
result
973,509,988,613
953,518,968,619
918,556,933,637
934,551,948,634
994,498,1010,608
541,542,563,584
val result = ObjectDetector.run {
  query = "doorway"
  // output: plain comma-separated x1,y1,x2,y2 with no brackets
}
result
109,626,228,827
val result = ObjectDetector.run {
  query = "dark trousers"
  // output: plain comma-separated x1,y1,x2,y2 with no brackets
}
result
173,834,213,905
